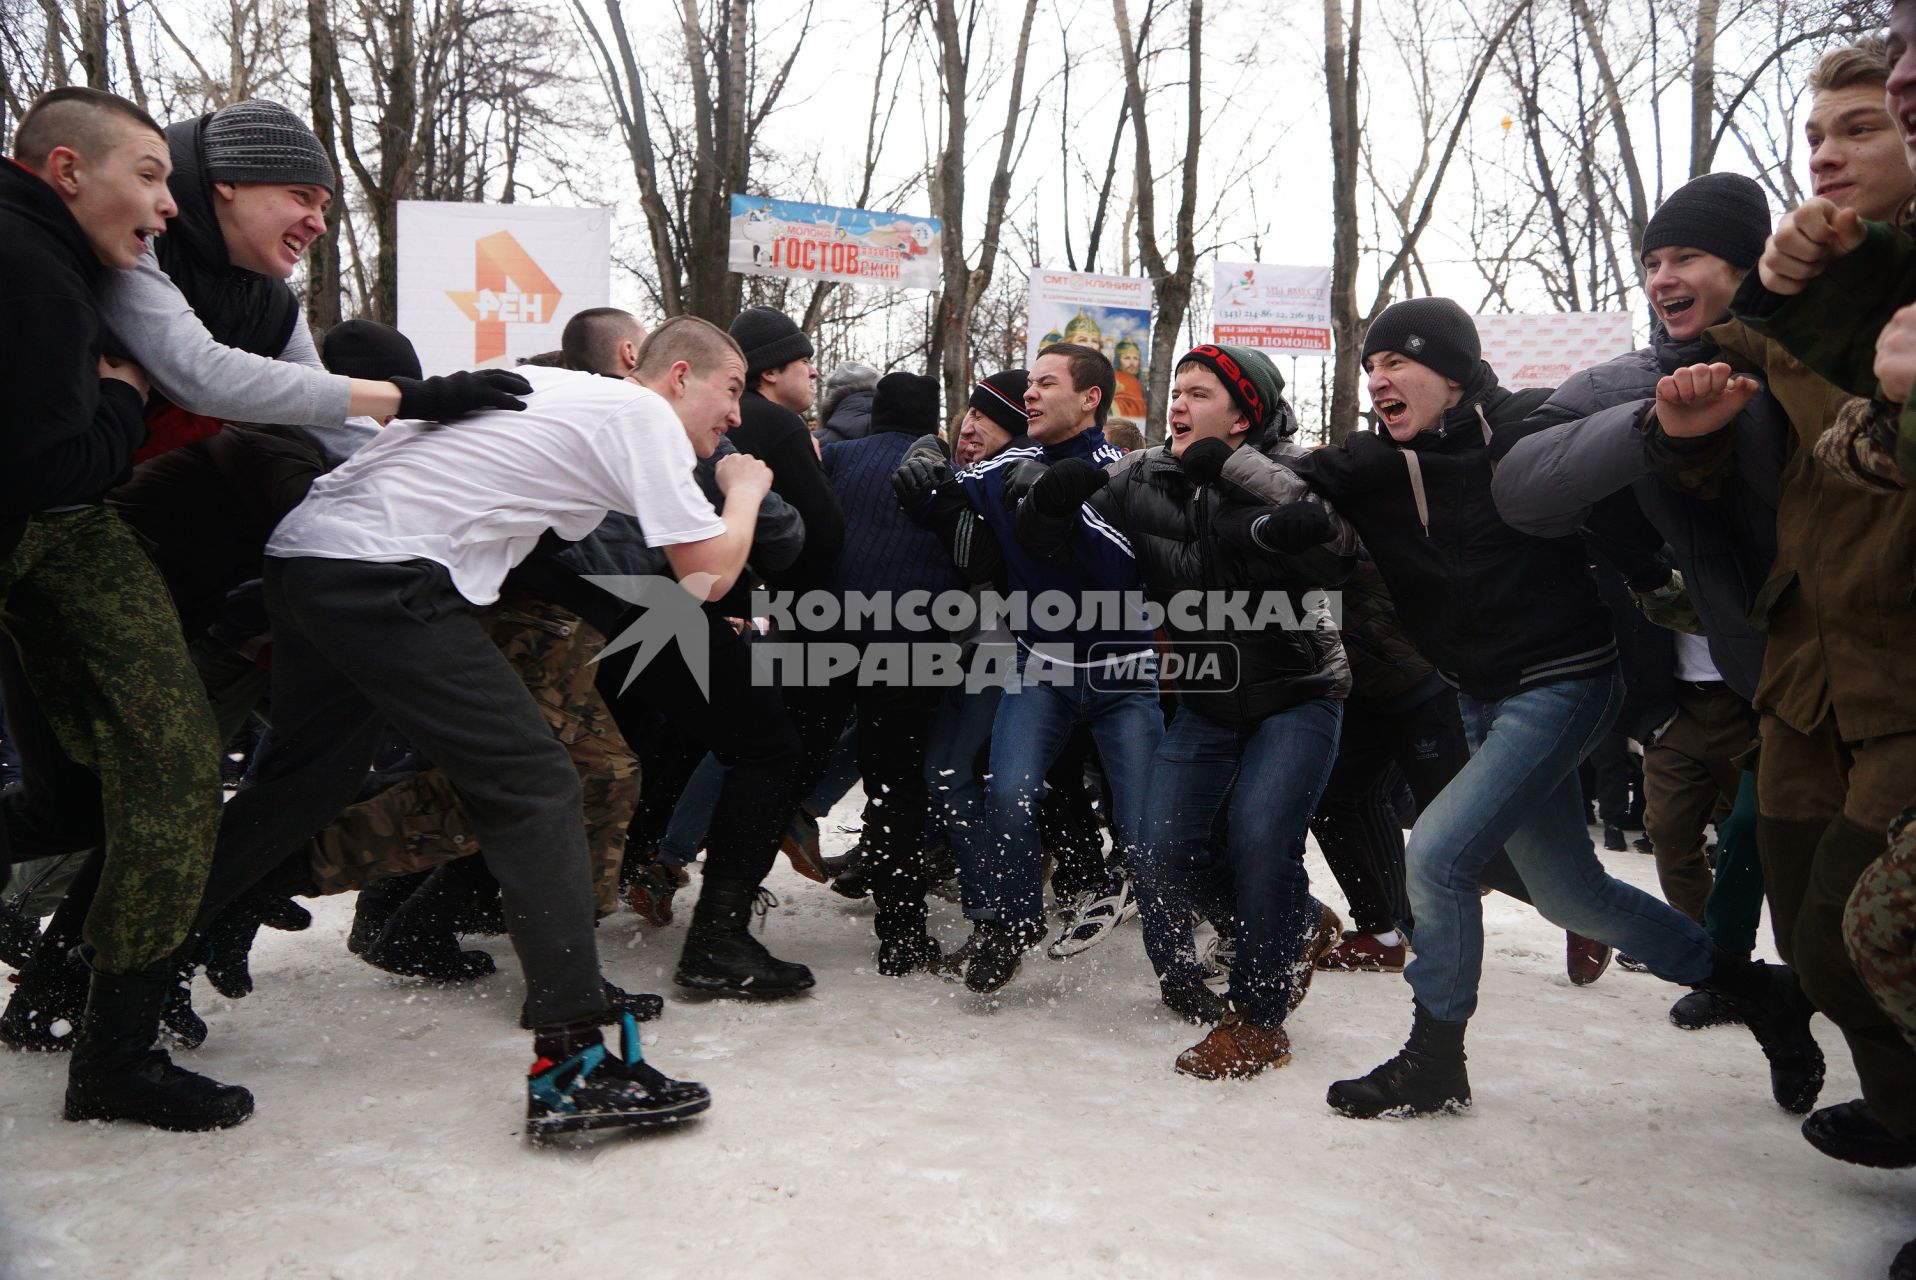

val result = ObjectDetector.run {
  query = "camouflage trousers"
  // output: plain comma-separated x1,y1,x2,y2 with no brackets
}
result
1845,804,1916,1054
308,592,636,915
0,507,222,972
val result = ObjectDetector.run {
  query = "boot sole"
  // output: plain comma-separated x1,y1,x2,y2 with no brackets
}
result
1175,1048,1292,1080
673,972,814,1000
526,1093,711,1144
1328,1093,1471,1120
63,1098,254,1131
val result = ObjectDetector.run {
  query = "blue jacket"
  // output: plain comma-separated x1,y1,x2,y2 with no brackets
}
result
818,426,964,642
947,425,1153,662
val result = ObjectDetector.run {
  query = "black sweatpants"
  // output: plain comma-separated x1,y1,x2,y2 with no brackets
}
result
602,610,807,894
198,557,605,1029
785,660,942,937
1312,686,1532,934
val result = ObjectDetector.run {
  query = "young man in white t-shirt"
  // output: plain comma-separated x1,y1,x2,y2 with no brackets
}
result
196,316,770,1140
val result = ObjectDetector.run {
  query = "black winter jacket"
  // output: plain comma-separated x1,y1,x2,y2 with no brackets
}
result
1094,441,1353,728
1288,364,1616,700
0,157,148,522
730,389,843,591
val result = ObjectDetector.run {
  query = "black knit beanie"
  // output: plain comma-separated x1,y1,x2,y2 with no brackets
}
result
319,319,422,382
969,369,1030,435
1176,343,1286,434
1641,172,1771,269
728,306,815,377
871,371,941,434
1361,298,1480,384
201,100,335,193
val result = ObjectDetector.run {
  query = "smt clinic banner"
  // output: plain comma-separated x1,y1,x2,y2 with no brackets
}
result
1472,311,1635,390
1212,262,1333,356
1027,269,1155,430
397,202,611,373
728,195,942,290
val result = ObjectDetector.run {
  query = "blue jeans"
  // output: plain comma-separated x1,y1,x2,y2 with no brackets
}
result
923,683,1005,918
1404,667,1714,1022
977,649,1162,927
1136,699,1343,1024
660,752,726,868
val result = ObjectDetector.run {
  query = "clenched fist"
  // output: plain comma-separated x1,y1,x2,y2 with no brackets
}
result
1654,362,1760,439
1875,302,1916,403
1757,197,1866,296
714,450,773,502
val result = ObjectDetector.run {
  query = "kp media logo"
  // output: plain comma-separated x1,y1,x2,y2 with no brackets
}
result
445,230,563,363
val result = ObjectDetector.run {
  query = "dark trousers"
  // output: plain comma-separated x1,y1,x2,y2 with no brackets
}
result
785,661,942,938
1312,687,1533,935
1642,683,1754,922
200,557,604,1029
602,611,807,894
1758,711,1916,1137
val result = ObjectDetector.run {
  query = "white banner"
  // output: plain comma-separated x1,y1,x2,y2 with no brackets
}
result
1212,262,1333,356
397,202,611,374
1473,311,1636,390
1027,269,1155,428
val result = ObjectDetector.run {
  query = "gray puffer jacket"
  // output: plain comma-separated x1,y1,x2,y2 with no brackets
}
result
1491,333,1787,699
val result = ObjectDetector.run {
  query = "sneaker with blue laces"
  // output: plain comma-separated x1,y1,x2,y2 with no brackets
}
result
526,1013,710,1144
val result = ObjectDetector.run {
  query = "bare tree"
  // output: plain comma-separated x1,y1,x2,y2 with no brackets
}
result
1113,0,1200,440
925,0,1041,421
572,0,814,324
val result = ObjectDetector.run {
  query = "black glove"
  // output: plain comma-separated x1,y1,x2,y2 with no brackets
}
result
392,369,533,423
1178,437,1233,485
1028,457,1108,516
1214,501,1333,554
892,454,954,510
999,458,1049,512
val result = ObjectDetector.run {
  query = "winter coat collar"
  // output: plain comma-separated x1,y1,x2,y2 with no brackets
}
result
0,157,100,286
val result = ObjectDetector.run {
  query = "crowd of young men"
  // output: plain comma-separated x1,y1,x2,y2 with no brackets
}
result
2,22,1914,1273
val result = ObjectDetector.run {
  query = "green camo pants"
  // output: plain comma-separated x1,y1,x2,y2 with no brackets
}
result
0,507,221,972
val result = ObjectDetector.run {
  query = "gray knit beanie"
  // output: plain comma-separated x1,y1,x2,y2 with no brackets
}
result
201,100,335,193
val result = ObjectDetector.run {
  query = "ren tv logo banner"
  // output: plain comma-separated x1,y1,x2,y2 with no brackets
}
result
397,202,610,375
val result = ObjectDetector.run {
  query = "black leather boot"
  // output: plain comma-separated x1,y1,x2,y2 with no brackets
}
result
347,870,430,958
0,932,88,1051
874,895,939,977
361,865,497,982
675,882,814,998
64,963,253,1131
1700,950,1825,1114
1327,1002,1471,1118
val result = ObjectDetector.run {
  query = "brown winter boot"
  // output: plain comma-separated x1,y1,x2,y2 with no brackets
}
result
1175,1010,1292,1080
1286,903,1345,1015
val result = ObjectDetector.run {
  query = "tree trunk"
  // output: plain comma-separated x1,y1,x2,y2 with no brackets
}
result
305,0,344,331
75,0,108,88
1324,0,1362,442
1689,0,1719,178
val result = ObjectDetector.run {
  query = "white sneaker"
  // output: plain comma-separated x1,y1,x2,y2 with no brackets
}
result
1200,932,1235,990
1045,874,1137,959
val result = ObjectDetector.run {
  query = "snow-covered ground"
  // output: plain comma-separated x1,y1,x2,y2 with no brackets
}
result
3,810,1911,1280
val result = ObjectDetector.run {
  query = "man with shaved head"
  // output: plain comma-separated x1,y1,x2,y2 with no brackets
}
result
563,306,649,377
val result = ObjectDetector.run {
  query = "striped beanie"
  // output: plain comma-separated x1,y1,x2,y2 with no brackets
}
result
969,368,1029,434
201,100,334,192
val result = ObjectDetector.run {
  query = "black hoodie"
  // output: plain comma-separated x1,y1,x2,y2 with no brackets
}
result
1287,362,1616,700
0,157,148,533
